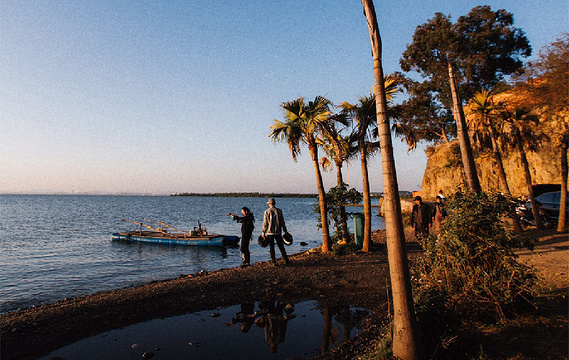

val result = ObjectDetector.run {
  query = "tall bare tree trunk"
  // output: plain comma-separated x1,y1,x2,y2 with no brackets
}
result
361,1,424,359
310,143,331,251
515,132,544,229
359,138,372,252
488,127,523,233
448,62,482,193
336,162,351,243
558,133,568,232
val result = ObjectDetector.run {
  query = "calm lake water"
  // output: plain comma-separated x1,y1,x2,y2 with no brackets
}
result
0,195,385,314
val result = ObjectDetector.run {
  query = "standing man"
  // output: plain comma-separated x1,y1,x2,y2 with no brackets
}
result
262,198,291,266
227,207,255,268
410,196,432,240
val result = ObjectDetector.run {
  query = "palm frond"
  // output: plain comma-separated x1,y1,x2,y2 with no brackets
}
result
269,118,302,161
320,156,333,172
392,123,418,153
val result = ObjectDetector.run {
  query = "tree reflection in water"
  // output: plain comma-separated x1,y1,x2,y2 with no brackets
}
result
321,304,370,354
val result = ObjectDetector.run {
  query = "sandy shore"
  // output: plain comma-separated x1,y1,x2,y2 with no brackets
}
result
1,228,567,360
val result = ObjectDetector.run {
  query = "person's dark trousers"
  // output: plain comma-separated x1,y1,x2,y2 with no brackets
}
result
267,234,289,264
241,231,252,265
414,226,429,241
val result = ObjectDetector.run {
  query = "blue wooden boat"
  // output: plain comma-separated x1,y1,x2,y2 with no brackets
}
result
111,219,239,247
111,231,239,247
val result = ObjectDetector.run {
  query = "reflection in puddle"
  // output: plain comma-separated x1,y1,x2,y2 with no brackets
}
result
40,301,369,359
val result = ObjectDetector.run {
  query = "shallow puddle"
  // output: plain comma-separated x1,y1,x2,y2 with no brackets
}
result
40,300,369,360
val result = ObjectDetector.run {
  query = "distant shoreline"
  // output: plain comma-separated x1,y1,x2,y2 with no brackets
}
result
170,192,394,198
0,192,319,197
170,192,318,198
0,192,405,199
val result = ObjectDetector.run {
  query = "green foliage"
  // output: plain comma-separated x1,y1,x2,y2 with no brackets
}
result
314,183,362,243
414,190,537,323
331,241,360,256
516,33,569,114
396,6,532,146
401,211,412,227
391,76,456,145
413,286,461,358
401,6,531,98
360,324,393,360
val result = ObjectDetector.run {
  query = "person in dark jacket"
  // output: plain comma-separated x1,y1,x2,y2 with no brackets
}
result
410,196,432,240
227,207,254,267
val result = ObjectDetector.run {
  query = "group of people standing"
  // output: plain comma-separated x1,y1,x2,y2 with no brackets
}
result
227,197,290,268
410,190,448,240
229,192,447,267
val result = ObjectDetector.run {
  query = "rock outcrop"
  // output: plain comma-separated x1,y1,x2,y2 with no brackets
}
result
421,140,562,200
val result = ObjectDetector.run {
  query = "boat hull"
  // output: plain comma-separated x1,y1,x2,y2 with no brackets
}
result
111,232,240,247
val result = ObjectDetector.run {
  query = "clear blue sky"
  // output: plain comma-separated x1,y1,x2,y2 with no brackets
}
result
1,1,567,195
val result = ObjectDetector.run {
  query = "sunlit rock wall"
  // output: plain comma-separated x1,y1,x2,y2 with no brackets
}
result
421,140,561,200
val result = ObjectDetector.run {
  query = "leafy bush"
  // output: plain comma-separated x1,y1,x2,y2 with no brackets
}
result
414,286,461,359
314,183,362,243
414,190,536,323
331,241,360,256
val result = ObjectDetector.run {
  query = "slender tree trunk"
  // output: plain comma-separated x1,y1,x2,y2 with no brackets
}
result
489,127,511,194
309,143,331,251
448,62,481,193
515,132,544,229
336,161,351,243
359,138,372,252
558,133,568,232
488,127,523,233
361,1,424,359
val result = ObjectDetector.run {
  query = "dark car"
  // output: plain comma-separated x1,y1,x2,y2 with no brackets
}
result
534,191,568,221
521,187,568,224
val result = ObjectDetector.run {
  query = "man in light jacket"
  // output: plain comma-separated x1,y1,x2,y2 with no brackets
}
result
262,198,291,266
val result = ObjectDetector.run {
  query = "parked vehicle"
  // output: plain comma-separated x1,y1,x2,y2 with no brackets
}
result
515,199,552,228
533,191,569,222
515,184,568,227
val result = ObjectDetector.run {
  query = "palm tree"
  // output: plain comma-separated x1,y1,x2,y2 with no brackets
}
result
340,95,377,252
340,78,399,252
466,91,523,232
499,106,545,229
319,115,352,243
270,96,334,252
361,1,425,358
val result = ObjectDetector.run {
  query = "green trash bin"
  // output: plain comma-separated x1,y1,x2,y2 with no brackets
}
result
350,213,365,249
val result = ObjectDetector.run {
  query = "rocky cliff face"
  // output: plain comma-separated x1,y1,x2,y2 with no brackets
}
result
421,141,562,200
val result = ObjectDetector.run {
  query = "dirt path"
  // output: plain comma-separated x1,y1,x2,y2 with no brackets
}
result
515,229,569,290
